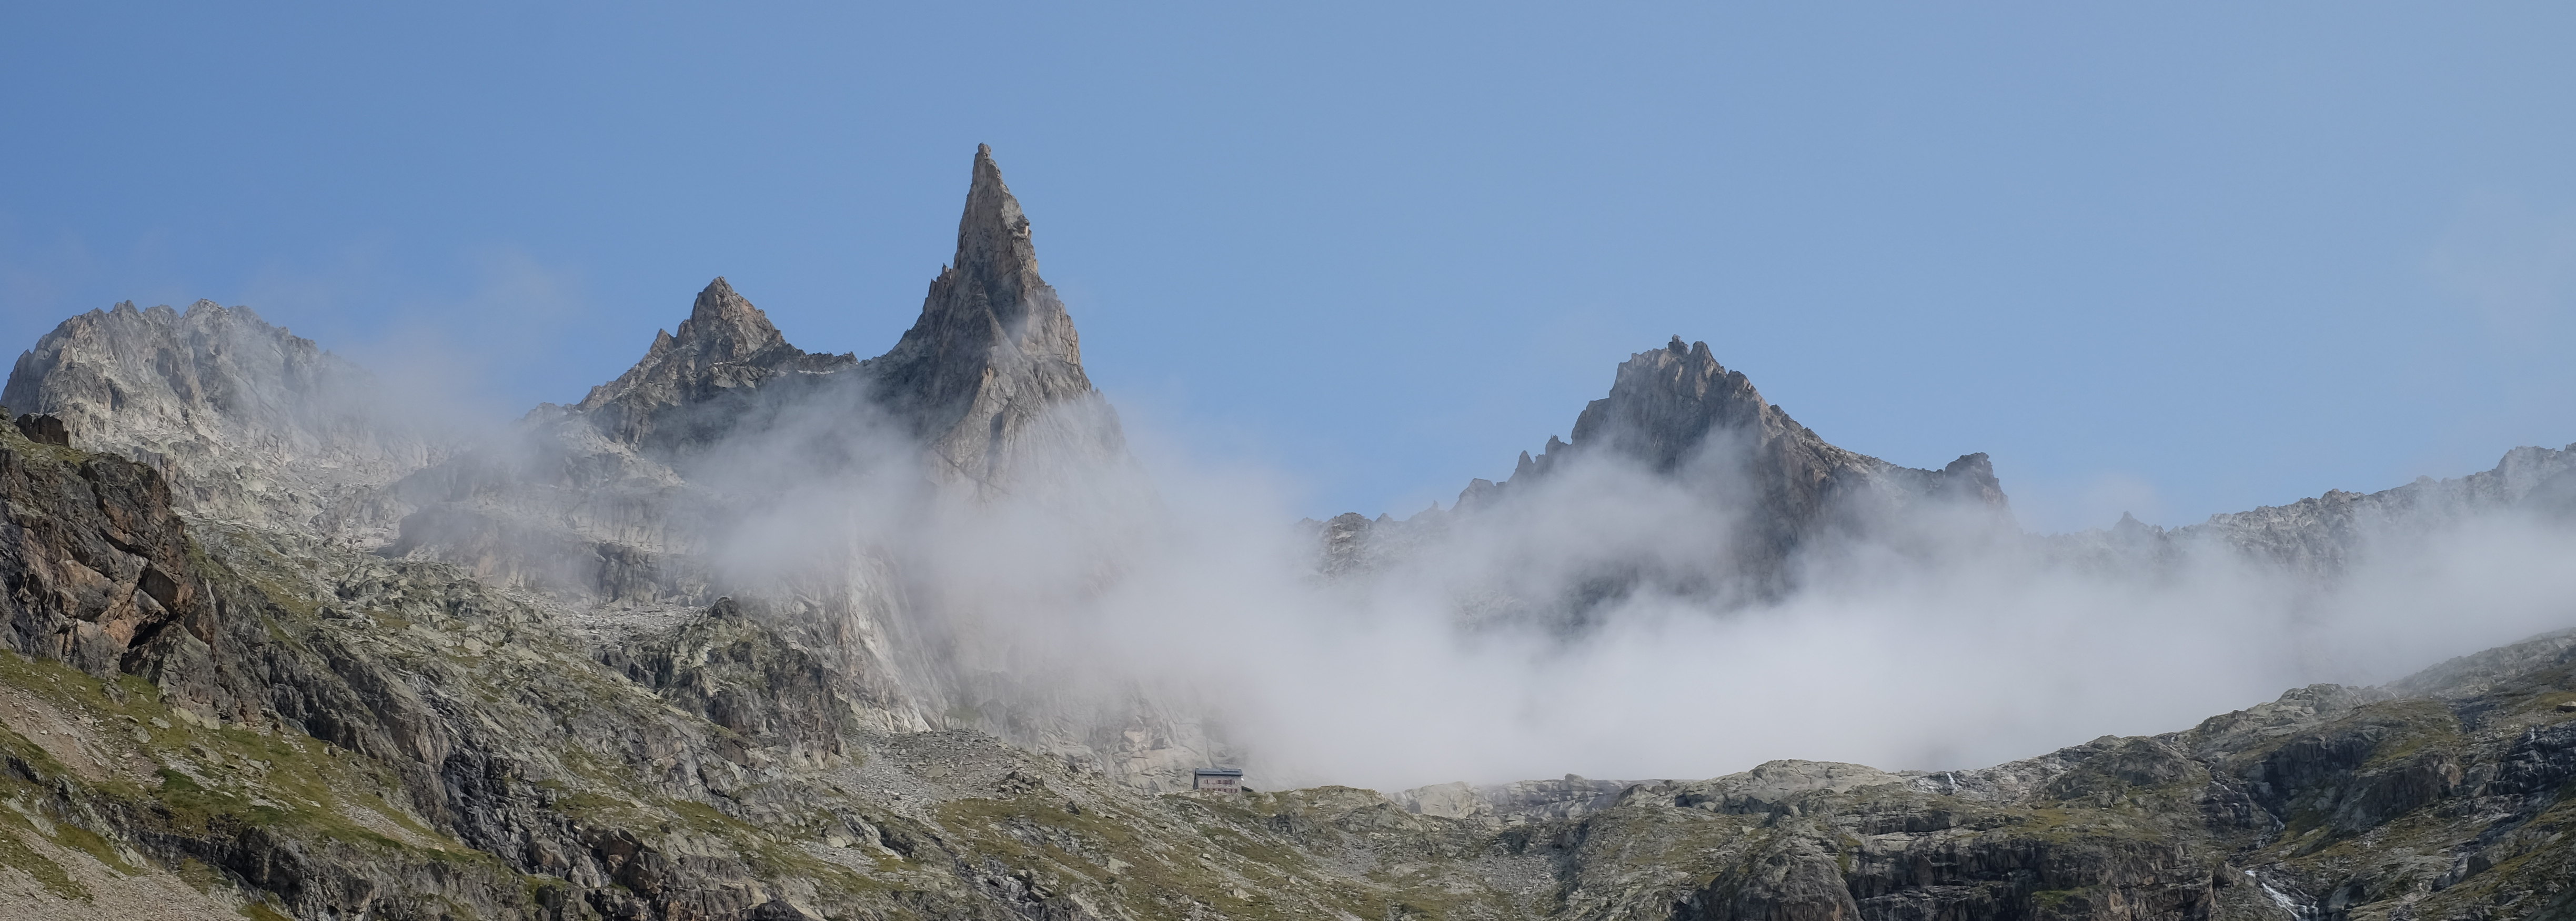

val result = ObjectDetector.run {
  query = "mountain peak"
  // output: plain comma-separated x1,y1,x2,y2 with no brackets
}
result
1566,338,1769,474
881,144,1081,372
1350,337,2010,599
867,144,1118,492
670,276,788,362
951,144,1046,333
572,279,841,449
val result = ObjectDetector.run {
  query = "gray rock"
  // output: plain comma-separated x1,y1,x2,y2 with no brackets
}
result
867,144,1125,495
2,301,443,540
573,276,859,457
12,412,68,446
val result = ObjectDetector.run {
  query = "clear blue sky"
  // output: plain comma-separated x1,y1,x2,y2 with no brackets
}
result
5,3,2572,530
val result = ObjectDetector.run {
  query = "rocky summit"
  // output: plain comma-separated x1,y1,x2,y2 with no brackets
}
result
3,146,2576,920
1312,335,2008,605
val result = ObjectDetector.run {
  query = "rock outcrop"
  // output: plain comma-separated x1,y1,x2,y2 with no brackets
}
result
1544,337,2001,506
1532,336,2005,582
0,416,204,682
12,413,68,446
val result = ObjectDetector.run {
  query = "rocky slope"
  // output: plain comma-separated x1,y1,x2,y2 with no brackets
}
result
5,418,2576,918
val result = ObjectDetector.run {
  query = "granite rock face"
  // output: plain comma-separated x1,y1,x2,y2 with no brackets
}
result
2,302,442,540
0,425,203,682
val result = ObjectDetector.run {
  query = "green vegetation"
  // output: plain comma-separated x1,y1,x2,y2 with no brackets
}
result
0,824,85,900
49,823,133,874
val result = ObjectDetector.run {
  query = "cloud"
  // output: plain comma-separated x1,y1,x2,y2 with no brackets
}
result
666,384,2576,793
338,272,2576,796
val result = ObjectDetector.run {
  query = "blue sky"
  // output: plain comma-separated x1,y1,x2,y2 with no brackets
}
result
5,3,2572,529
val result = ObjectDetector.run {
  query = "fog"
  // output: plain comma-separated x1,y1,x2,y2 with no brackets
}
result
639,377,2576,794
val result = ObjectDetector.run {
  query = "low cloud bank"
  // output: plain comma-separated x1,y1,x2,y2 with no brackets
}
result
692,392,2576,793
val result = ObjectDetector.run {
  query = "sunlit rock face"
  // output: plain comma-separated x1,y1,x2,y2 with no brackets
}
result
1532,335,2007,591
1551,336,2003,510
556,144,1122,500
2,300,444,541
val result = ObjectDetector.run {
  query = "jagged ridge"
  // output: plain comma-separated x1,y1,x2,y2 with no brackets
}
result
1319,335,2006,599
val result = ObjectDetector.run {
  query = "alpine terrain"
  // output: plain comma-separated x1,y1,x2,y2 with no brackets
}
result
3,146,2575,920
